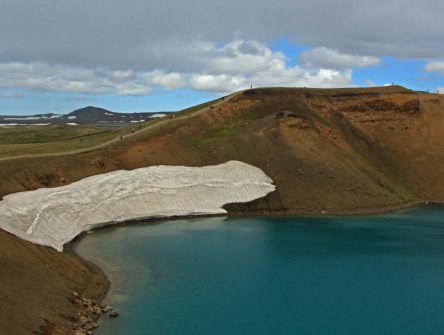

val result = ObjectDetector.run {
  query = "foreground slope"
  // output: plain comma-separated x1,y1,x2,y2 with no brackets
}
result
0,229,107,335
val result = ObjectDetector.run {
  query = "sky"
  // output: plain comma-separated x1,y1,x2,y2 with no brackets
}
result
1,0,444,115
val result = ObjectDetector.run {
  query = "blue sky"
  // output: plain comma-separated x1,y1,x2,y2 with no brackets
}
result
0,88,218,115
0,51,441,116
1,1,443,115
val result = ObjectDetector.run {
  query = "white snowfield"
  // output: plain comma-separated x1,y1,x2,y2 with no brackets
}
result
0,161,275,251
0,123,51,127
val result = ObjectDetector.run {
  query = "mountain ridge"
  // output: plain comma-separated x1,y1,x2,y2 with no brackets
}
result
0,105,171,126
1,85,442,213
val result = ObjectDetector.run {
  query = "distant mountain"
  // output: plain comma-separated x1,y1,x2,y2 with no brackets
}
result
68,106,114,118
0,106,172,127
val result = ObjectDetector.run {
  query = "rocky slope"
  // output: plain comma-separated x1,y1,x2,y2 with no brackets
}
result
1,86,443,212
0,229,107,335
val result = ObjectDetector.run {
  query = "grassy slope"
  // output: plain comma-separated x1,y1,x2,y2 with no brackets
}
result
0,124,111,144
0,99,223,159
0,119,165,158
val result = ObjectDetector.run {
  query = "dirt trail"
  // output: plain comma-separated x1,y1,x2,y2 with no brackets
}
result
0,91,241,162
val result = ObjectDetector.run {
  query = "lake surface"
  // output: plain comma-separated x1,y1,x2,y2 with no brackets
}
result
75,206,444,335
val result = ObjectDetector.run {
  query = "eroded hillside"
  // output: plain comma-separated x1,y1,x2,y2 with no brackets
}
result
1,86,443,214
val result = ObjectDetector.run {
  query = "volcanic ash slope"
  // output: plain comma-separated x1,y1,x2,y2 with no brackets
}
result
0,161,275,251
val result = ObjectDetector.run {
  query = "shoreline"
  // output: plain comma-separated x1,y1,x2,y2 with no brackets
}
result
68,199,441,243
0,199,435,334
64,241,111,301
63,199,442,333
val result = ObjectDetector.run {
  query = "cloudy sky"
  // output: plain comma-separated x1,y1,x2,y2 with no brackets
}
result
1,0,443,115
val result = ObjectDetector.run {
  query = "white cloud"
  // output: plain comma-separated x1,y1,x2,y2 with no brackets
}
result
190,74,247,92
299,47,381,69
111,70,136,81
425,61,444,75
0,63,109,94
0,91,24,99
2,0,444,69
208,40,288,75
167,41,354,92
162,40,353,93
0,62,151,96
143,71,185,90
115,84,152,96
0,40,356,95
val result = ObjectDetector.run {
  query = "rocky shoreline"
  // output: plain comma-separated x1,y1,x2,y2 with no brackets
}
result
69,292,116,335
60,244,111,335
0,228,108,335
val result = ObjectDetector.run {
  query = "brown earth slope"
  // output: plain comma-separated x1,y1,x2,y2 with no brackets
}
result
0,230,108,335
1,85,444,334
1,86,443,212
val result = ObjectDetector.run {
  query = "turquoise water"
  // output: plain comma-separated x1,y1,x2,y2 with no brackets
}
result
75,207,444,335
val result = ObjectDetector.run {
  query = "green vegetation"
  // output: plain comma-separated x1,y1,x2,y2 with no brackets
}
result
0,130,114,158
175,97,222,117
188,110,265,147
0,97,227,158
0,125,111,144
0,123,144,158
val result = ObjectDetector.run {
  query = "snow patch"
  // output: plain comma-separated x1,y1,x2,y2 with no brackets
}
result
3,115,62,120
0,123,19,126
0,123,51,126
42,115,62,119
0,161,275,251
4,117,41,120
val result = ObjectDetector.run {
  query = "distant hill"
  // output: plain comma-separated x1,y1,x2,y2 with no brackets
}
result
59,106,171,126
0,106,172,127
